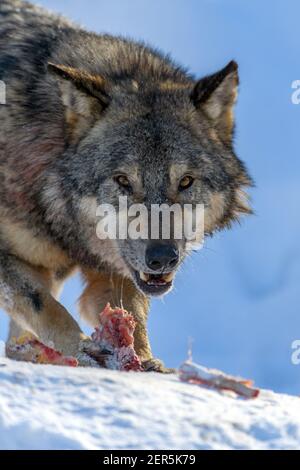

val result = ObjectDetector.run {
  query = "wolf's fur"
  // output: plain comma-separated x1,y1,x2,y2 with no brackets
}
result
0,0,252,369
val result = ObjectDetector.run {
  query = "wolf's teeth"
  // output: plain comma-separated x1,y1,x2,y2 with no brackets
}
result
140,271,150,282
162,272,175,283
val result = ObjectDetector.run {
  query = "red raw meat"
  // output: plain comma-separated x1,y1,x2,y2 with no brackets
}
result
7,304,142,371
90,303,143,371
6,333,78,367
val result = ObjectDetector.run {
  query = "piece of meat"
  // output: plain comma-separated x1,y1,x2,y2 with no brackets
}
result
179,361,259,399
90,303,143,371
6,333,78,367
6,304,142,371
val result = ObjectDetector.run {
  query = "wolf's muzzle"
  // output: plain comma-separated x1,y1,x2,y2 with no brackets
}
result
145,242,179,272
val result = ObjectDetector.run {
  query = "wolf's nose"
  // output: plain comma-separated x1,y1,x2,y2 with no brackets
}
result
145,243,179,271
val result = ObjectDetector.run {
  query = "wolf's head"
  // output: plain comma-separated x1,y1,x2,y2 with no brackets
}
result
47,52,252,297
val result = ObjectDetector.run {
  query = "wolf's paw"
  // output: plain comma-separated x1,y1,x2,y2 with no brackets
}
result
142,358,176,374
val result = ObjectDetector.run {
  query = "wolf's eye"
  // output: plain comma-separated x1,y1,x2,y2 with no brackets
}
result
115,175,131,190
178,175,194,191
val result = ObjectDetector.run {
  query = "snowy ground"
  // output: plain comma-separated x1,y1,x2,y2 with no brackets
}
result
0,357,299,450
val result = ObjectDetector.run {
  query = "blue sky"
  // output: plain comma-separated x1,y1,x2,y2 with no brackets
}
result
1,0,299,394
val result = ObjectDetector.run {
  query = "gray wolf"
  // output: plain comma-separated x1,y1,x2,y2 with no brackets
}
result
0,0,252,370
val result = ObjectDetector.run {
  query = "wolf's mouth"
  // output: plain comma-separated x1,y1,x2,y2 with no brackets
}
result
133,270,175,296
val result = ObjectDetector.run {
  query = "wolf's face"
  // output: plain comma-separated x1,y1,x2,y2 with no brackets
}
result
48,61,252,296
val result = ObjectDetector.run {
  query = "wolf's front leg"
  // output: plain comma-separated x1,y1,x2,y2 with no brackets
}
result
79,270,175,373
0,251,96,366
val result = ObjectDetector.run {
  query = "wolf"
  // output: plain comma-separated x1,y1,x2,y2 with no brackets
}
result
0,0,252,370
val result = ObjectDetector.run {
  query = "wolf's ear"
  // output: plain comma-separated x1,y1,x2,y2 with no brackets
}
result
48,63,111,142
191,61,239,144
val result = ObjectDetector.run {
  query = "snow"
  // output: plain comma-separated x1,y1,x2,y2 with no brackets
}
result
0,358,299,450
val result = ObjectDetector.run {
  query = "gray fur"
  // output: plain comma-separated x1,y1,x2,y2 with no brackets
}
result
0,0,253,366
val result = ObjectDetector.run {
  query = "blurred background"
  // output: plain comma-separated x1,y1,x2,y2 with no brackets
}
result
1,0,299,394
